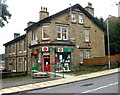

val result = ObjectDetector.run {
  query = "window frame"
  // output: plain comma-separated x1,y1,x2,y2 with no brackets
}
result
24,38,26,51
57,25,68,40
32,29,38,41
84,28,90,42
79,13,84,24
71,12,77,23
85,50,91,59
19,41,22,52
42,25,50,40
13,43,15,53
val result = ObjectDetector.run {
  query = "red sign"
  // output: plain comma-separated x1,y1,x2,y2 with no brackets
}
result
58,48,63,52
43,47,47,51
42,47,48,52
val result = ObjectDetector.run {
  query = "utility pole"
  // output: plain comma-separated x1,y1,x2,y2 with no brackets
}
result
118,1,120,18
115,0,120,18
107,17,111,69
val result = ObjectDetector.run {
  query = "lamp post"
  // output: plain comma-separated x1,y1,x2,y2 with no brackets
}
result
107,16,111,69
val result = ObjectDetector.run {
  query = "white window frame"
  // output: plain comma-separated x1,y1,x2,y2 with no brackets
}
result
84,28,90,42
42,26,50,40
85,50,90,59
62,26,68,40
71,12,76,23
57,26,62,40
79,14,84,24
57,25,68,40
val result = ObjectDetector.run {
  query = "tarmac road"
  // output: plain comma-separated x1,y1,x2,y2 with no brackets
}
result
25,72,119,94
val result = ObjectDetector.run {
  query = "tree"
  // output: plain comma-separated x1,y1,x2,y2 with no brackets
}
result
0,0,11,27
109,18,120,55
95,16,120,55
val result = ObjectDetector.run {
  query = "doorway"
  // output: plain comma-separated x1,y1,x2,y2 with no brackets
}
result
43,53,50,72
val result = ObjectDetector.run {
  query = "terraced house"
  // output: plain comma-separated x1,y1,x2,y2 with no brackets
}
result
3,33,27,72
4,3,106,73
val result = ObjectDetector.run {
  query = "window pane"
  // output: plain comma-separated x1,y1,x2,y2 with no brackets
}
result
85,28,89,42
57,33,61,39
19,41,22,51
79,14,83,24
63,27,68,40
57,26,62,40
42,26,50,40
85,50,90,59
71,13,76,23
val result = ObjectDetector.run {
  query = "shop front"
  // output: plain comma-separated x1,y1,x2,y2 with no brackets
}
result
41,47,50,72
31,47,51,72
55,47,73,72
31,47,73,72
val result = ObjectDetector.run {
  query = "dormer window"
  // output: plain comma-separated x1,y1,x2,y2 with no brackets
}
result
71,12,76,23
42,26,50,40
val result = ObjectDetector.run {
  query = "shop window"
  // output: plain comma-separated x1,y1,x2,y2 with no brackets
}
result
42,26,50,40
57,25,68,40
55,52,71,72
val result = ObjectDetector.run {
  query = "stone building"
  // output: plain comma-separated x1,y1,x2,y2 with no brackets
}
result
4,3,106,73
3,33,27,72
24,3,105,72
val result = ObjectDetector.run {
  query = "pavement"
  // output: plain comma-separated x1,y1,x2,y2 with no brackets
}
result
0,68,119,94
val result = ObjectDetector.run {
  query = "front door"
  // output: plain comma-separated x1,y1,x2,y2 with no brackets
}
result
80,50,84,64
43,54,50,72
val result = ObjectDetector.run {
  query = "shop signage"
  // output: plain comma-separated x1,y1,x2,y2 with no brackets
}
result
58,48,63,52
42,47,50,52
56,48,73,52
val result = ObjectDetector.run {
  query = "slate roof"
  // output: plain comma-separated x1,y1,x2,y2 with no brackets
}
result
24,3,106,31
3,34,26,46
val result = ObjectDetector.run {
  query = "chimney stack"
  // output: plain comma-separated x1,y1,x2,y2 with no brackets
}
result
85,2,94,17
39,7,49,20
27,21,35,27
14,33,20,39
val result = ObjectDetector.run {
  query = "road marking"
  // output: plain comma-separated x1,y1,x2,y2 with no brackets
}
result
82,82,118,93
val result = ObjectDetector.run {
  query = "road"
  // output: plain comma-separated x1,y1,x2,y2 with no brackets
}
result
23,72,119,94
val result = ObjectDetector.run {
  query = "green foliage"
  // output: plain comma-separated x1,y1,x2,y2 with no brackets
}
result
107,18,120,55
0,0,11,27
94,16,106,28
95,16,120,55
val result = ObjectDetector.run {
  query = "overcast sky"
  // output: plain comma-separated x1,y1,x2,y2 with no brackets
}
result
0,0,119,54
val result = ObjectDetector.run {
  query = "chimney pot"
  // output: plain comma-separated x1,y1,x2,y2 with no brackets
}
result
39,6,49,20
14,33,20,39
